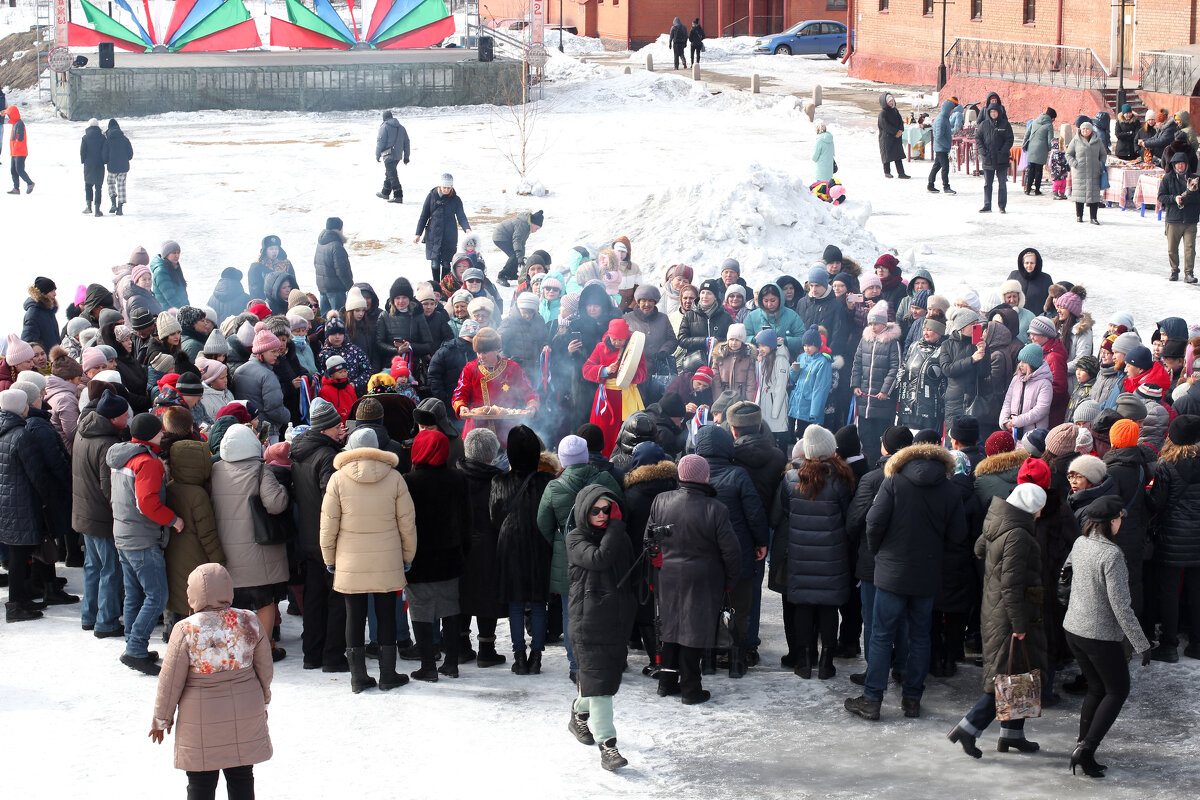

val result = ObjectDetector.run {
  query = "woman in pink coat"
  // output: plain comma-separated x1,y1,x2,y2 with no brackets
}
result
999,343,1054,437
151,563,273,800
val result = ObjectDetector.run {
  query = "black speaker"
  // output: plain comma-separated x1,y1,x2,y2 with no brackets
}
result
478,36,494,63
99,42,115,69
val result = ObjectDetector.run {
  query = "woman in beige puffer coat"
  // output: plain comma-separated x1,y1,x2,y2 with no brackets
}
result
151,563,273,798
211,424,290,660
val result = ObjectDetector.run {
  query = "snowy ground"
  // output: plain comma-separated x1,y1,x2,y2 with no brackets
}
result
2,40,1199,799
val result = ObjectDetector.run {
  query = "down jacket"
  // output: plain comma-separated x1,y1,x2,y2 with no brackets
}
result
0,411,51,546
537,463,624,595
71,409,127,538
314,228,353,296
999,362,1054,433
457,457,506,618
775,463,854,606
1148,442,1200,567
164,440,225,616
211,431,290,591
22,285,60,348
402,459,471,586
320,446,418,594
677,300,732,370
850,321,902,418
694,425,769,579
153,564,273,773
1067,132,1107,206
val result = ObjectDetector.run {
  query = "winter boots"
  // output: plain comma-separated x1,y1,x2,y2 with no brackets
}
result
120,652,161,676
346,647,377,693
411,621,440,682
728,646,747,679
476,635,506,667
794,651,812,679
598,738,628,771
901,697,921,718
511,649,530,675
115,203,124,216
656,671,681,697
5,602,42,623
997,736,1039,753
948,725,982,758
1150,643,1179,663
84,204,101,216
109,196,118,213
528,649,543,675
1070,743,1106,777
843,695,882,720
568,709,595,745
378,645,409,691
458,630,476,663
817,649,836,680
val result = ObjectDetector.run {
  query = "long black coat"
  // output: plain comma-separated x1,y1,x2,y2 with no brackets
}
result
1149,446,1200,567
776,465,853,606
403,463,470,584
104,122,133,173
457,458,506,617
376,306,433,362
731,426,787,511
428,337,472,408
314,229,353,295
622,460,678,624
877,94,905,163
1103,444,1154,606
566,484,637,697
846,456,888,584
290,429,342,560
939,328,979,432
648,482,741,648
80,126,108,184
491,460,555,604
939,472,981,613
0,411,49,546
415,188,470,262
694,425,769,579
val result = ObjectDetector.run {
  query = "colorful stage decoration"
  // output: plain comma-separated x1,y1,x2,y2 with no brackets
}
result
269,0,454,50
67,0,263,52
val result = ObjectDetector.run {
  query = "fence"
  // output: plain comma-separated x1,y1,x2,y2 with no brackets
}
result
945,38,1108,92
1138,51,1199,96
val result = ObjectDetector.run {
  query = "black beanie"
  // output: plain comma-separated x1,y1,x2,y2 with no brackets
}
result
389,277,414,302
835,425,861,459
822,244,843,264
576,423,605,453
882,425,914,455
129,412,163,442
34,276,56,294
659,392,686,419
530,210,544,227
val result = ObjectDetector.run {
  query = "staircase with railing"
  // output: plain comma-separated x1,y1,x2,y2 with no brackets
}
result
1138,50,1200,96
945,38,1108,92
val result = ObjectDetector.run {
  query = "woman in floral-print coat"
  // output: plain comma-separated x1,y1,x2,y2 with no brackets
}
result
151,563,273,798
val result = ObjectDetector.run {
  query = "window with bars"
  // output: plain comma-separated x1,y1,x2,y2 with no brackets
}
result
1023,0,1035,22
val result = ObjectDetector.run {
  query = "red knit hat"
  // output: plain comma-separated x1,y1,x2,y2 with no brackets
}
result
985,430,1016,456
693,366,714,386
606,318,631,341
412,429,449,466
249,303,271,320
1017,457,1051,490
390,356,410,380
874,253,901,275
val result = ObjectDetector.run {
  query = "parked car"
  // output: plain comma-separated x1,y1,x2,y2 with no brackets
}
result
753,20,847,59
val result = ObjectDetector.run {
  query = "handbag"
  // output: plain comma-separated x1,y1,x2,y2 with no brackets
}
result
833,159,839,174
31,535,59,565
1099,167,1110,190
994,634,1043,721
714,600,735,650
250,466,293,546
1057,563,1072,607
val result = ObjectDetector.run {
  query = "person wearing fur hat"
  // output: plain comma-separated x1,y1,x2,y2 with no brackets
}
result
22,276,60,349
851,302,902,467
176,306,215,363
500,291,550,381
710,323,756,403
414,175,471,284
582,318,647,455
80,118,107,216
451,327,538,448
244,235,295,301
150,241,190,311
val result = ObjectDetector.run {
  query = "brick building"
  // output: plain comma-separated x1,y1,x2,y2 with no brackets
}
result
484,0,847,48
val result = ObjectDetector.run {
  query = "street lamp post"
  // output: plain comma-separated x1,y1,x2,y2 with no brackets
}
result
559,0,563,52
936,1,954,90
1116,0,1127,111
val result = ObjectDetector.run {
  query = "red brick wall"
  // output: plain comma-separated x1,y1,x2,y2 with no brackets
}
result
941,75,1109,123
1139,90,1200,127
788,0,849,26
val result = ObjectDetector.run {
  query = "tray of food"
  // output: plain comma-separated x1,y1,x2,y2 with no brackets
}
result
460,406,535,420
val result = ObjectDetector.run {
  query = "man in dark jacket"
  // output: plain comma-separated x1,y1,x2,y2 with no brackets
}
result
314,217,353,315
291,404,348,671
846,442,966,720
694,424,768,678
669,17,688,69
493,210,543,286
878,92,908,178
428,320,478,411
72,390,130,637
375,110,410,203
1159,152,1200,283
414,174,471,284
80,118,108,217
976,103,1014,213
104,118,133,215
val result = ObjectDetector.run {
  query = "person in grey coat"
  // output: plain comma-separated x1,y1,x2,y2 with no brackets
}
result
565,484,637,771
375,110,410,203
232,329,290,439
1068,121,1106,225
1021,107,1056,195
493,210,543,285
650,454,740,705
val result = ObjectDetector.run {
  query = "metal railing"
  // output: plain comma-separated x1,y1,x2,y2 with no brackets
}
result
945,38,1108,92
722,15,783,38
1138,51,1199,96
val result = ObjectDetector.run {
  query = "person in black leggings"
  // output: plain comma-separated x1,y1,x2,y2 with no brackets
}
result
1061,496,1150,777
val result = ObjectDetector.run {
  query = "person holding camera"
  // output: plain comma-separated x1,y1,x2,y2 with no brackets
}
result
565,485,637,771
375,110,409,203
649,454,740,705
1158,151,1200,283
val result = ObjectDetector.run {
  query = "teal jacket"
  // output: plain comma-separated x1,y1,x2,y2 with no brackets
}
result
150,255,190,310
812,130,835,182
744,284,806,354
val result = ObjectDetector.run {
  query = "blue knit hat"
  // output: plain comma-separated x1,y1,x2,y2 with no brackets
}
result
807,266,829,287
912,289,931,310
1018,342,1045,370
755,328,777,348
802,324,822,348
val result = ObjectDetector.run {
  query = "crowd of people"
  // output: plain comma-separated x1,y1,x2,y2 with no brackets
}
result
3,106,1199,795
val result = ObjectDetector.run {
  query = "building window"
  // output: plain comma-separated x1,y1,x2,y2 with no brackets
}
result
827,0,848,9
971,0,982,18
1023,0,1035,23
923,0,934,14
879,0,888,11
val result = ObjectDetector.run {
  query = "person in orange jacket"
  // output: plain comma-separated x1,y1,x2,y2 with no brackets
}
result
6,105,33,194
317,356,357,420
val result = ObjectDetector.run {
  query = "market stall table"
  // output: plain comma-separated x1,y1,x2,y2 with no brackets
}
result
1102,163,1163,210
1134,173,1167,219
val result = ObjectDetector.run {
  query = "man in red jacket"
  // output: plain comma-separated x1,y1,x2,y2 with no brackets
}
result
1122,345,1171,395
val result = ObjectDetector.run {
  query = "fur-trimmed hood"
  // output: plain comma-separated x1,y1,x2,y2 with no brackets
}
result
624,460,678,488
713,341,753,361
884,443,956,484
861,321,902,343
27,285,56,310
1161,440,1200,464
1073,312,1094,337
538,451,561,475
974,448,1029,477
334,446,401,483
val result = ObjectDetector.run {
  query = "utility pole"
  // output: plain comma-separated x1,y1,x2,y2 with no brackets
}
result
1116,0,1127,110
936,0,955,90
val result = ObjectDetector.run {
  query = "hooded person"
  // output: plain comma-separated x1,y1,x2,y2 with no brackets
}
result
877,92,908,178
744,282,804,355
851,301,902,467
929,98,963,194
668,16,689,69
103,118,133,215
1008,248,1054,315
206,267,253,325
23,276,61,349
150,241,190,311
582,317,648,456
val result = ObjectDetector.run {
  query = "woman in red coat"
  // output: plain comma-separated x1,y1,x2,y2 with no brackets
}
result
583,318,647,455
451,327,538,448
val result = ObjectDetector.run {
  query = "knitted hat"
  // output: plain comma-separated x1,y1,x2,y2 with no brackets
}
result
1125,345,1153,371
1021,429,1048,457
156,312,182,338
660,392,686,419
149,353,175,373
634,284,661,302
237,321,257,348
290,305,314,323
177,306,206,331
264,442,291,467
1136,384,1164,403
914,429,941,445
129,412,163,442
1109,418,1140,449
467,298,494,319
325,318,346,336
950,415,980,444
802,325,823,349
711,390,740,418
882,425,913,454
860,274,882,292
677,453,710,483
754,328,777,348
175,373,204,397
67,317,91,338
464,428,501,463
1072,399,1102,425
202,329,230,356
985,430,1016,456
200,360,227,384
324,355,348,372
1169,414,1200,446
867,301,890,325
81,347,106,372
160,240,181,258
345,287,367,312
1045,422,1079,456
355,397,383,422
831,272,857,291
1018,343,1044,369
459,320,480,339
727,401,761,429
1109,311,1135,331
325,217,343,230
415,282,436,304
96,389,129,420
79,328,101,350
439,173,454,188
33,276,56,294
10,381,39,407
129,307,156,330
726,323,747,343
802,424,837,460
822,244,843,264
1017,457,1051,489
1112,332,1142,356
558,434,589,467
390,361,410,381
16,371,46,392
911,289,931,310
1055,291,1083,318
631,441,667,470
252,329,281,355
216,402,252,424
835,425,861,459
692,366,713,386
874,253,900,275
807,266,829,287
720,257,740,275
1162,338,1188,359
346,427,378,450
924,319,946,337
1115,393,1148,421
1068,454,1107,486
1007,483,1047,515
575,423,605,453
308,398,341,432
4,335,34,366
0,388,27,415
1074,354,1100,378
724,284,747,300
99,308,124,330
389,277,415,303
1027,316,1058,339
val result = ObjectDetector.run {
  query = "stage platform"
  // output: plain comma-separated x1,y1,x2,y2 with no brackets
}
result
52,48,522,120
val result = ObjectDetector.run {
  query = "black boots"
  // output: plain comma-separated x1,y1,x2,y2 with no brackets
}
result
120,652,161,676
794,651,812,679
728,645,746,679
378,645,409,690
346,647,377,693
657,671,681,697
948,725,982,758
843,696,882,720
5,602,42,623
598,738,628,771
511,649,530,675
901,697,921,718
476,636,506,667
817,649,836,680
411,622,439,682
95,205,103,217
109,196,118,213
700,649,716,675
997,736,1039,753
1070,743,1106,777
528,649,543,675
458,630,476,663
568,709,595,745
116,203,124,216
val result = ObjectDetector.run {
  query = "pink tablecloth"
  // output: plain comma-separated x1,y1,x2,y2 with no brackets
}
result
1132,173,1164,208
1102,166,1163,208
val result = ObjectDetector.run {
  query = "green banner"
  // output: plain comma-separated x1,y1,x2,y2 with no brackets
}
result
375,0,449,43
79,0,150,49
284,0,351,43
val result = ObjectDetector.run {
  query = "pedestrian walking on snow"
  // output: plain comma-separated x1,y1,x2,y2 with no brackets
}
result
669,17,688,69
104,119,133,215
80,118,107,216
414,174,471,285
877,93,908,179
6,105,33,194
375,110,410,203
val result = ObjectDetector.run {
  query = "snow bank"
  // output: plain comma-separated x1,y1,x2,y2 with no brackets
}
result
578,164,886,286
557,30,606,56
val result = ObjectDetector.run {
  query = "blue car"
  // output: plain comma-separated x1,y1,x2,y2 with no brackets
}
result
753,20,847,59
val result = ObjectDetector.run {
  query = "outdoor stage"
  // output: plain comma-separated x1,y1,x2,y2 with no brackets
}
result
51,48,522,120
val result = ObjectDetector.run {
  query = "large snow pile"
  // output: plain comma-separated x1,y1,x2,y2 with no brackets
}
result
632,34,760,64
557,30,606,56
579,164,886,284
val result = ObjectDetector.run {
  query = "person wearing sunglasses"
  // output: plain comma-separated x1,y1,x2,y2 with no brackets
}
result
565,485,635,771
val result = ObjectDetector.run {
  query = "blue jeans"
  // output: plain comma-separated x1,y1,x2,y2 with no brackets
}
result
962,692,1026,737
865,587,933,701
860,580,908,673
509,601,547,654
747,556,766,650
81,535,123,633
320,291,347,316
119,546,168,659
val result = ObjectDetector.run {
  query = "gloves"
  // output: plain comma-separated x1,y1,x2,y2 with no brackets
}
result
403,158,409,165
325,565,335,575
1141,649,1152,667
403,562,413,573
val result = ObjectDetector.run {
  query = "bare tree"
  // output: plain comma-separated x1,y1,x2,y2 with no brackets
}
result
488,60,553,190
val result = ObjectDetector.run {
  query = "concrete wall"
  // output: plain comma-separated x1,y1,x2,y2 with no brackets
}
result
60,61,523,120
